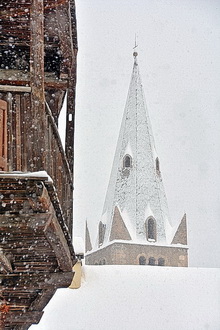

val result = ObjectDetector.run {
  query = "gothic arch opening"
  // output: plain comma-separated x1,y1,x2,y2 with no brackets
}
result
146,217,157,242
148,257,156,266
158,258,165,266
139,256,146,265
156,157,160,173
98,221,106,247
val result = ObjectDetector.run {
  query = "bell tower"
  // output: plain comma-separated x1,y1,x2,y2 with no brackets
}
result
86,52,188,267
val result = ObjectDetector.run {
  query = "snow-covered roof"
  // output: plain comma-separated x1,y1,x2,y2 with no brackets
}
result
31,265,220,330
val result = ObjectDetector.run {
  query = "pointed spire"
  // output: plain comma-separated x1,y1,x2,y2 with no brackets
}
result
85,220,92,253
171,214,188,245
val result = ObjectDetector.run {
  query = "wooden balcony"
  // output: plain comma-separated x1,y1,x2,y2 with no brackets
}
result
0,173,75,328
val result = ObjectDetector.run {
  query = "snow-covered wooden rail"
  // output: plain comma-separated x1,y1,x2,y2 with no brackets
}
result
0,0,77,328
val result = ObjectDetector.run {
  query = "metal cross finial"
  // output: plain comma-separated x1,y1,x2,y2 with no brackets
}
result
133,34,138,59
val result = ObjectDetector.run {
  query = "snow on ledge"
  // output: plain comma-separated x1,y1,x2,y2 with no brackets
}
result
0,171,53,182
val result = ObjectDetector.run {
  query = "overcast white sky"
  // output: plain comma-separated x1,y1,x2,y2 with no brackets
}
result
73,0,220,268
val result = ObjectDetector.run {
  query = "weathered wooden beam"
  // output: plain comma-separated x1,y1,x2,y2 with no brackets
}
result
1,272,73,290
15,95,22,171
5,311,43,325
0,79,68,89
0,85,31,93
0,213,50,230
43,271,73,288
0,249,12,273
30,0,46,171
28,288,56,312
44,209,73,272
55,2,76,175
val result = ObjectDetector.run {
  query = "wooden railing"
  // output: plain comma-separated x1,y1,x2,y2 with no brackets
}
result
45,102,73,234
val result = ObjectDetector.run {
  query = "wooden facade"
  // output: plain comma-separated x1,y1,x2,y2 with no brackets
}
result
0,1,77,328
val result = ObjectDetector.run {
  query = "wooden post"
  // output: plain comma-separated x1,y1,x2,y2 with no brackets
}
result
56,2,77,174
30,0,46,171
0,100,7,171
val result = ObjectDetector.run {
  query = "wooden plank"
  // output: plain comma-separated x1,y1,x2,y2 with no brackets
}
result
5,311,43,324
0,99,7,171
28,288,55,313
15,94,22,170
2,272,73,290
7,92,13,171
0,80,68,89
0,213,50,230
20,94,29,171
0,85,31,93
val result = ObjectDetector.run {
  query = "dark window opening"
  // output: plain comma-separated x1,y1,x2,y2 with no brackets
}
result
139,256,146,265
158,258,165,266
0,46,61,77
98,221,106,247
123,155,132,168
156,157,160,172
146,218,156,241
148,257,156,266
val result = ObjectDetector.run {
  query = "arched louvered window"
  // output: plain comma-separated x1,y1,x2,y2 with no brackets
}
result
158,258,165,266
148,257,156,266
156,157,160,172
98,221,106,247
146,218,157,241
139,256,146,265
123,154,132,168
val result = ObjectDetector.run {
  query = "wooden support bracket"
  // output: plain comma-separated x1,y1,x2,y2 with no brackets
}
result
0,249,12,273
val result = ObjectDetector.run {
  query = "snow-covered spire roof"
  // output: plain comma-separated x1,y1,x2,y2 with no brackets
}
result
97,54,174,248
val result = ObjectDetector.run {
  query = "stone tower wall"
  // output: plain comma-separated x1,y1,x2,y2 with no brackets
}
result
86,242,188,267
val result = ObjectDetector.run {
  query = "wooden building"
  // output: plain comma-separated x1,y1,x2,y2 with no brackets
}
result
0,0,77,328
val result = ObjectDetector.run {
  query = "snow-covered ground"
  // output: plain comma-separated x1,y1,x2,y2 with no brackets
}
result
31,266,220,330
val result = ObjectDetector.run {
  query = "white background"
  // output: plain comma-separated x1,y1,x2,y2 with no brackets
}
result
73,0,220,267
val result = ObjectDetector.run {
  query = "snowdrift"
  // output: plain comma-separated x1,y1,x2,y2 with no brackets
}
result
31,266,220,330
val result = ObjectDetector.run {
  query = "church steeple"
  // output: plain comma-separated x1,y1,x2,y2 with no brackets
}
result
86,53,188,267
99,53,172,246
